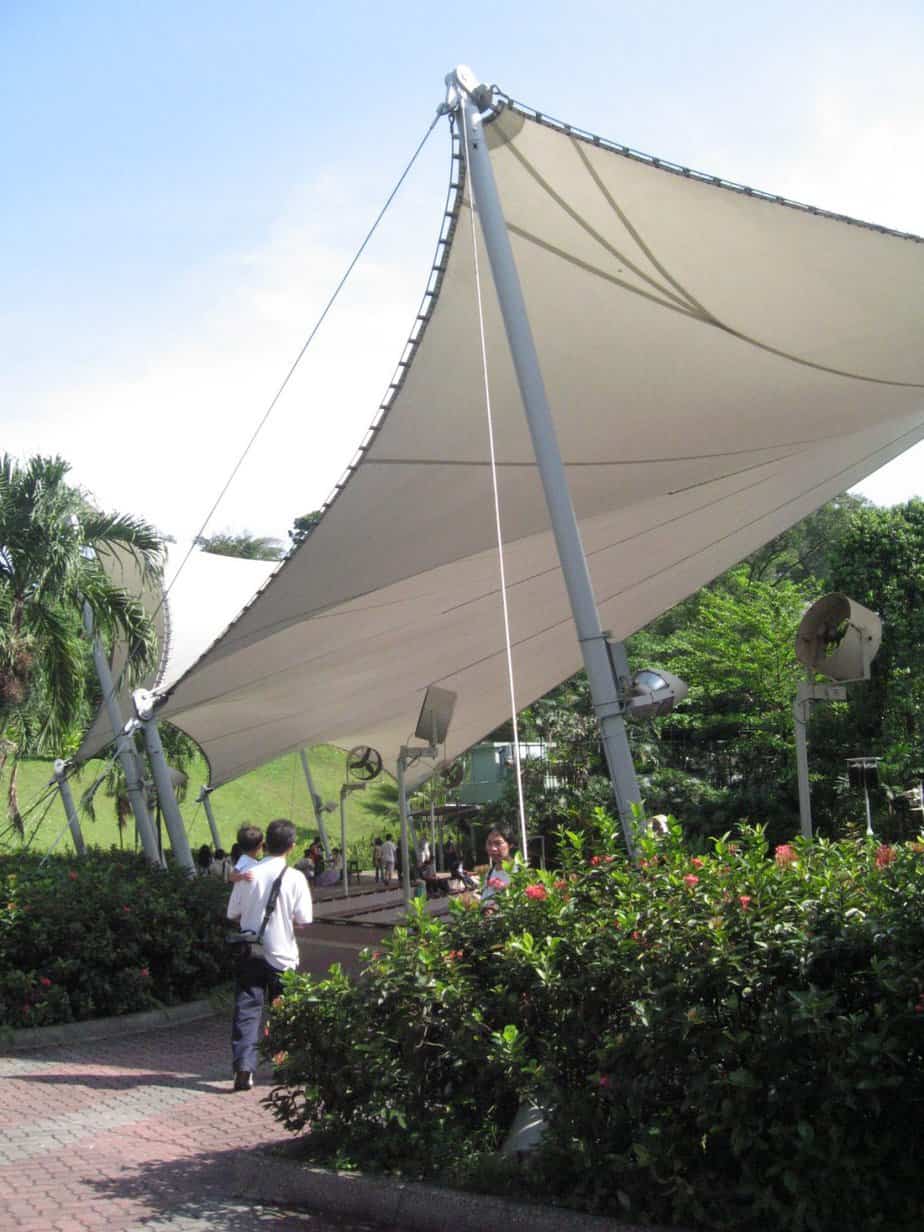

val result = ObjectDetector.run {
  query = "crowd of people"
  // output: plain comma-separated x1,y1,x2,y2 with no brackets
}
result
211,817,517,1090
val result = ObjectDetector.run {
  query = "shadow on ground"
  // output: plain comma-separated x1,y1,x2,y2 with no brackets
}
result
85,1142,392,1232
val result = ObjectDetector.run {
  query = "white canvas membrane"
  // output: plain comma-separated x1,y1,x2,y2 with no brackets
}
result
145,101,923,788
77,543,276,761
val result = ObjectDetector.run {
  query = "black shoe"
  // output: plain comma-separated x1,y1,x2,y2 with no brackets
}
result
233,1069,254,1091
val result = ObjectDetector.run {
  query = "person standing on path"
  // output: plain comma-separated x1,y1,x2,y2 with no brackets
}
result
227,818,313,1091
380,833,397,886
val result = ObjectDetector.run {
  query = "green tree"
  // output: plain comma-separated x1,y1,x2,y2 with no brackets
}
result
288,510,323,548
196,529,283,560
0,454,164,830
821,499,924,793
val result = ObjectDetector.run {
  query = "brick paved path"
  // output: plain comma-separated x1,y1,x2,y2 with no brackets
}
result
0,1017,390,1232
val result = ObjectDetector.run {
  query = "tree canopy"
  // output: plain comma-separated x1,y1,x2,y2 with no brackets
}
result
0,454,165,830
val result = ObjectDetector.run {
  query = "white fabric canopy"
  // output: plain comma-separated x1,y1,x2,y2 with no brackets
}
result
78,543,276,761
151,100,924,788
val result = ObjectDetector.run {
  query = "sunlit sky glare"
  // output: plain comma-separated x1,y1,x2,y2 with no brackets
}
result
3,2,923,545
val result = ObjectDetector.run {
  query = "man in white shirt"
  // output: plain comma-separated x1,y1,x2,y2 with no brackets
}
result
380,834,397,885
227,818,313,1090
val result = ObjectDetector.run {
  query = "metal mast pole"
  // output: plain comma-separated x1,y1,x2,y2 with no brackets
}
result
51,760,86,857
83,602,161,865
299,749,332,859
397,753,413,906
197,785,222,850
132,691,196,874
448,67,642,857
793,690,814,839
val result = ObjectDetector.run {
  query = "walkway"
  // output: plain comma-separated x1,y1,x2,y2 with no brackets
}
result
0,1015,393,1232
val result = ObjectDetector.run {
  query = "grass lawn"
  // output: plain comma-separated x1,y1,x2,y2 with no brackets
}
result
3,745,400,864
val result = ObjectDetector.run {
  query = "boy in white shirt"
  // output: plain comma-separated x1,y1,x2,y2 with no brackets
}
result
229,825,263,885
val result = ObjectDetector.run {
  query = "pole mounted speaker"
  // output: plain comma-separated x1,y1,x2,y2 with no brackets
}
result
415,686,457,747
795,593,882,683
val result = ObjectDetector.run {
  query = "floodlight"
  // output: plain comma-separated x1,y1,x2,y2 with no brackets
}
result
623,669,688,720
795,593,882,682
415,686,457,746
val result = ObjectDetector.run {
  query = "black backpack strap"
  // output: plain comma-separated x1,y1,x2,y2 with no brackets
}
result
256,868,287,943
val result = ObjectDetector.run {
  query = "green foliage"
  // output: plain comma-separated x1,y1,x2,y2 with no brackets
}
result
265,819,924,1230
5,746,398,859
195,529,284,560
825,500,924,783
288,510,323,548
0,454,164,828
0,850,229,1028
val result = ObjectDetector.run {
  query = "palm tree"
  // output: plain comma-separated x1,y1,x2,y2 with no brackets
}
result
0,454,165,833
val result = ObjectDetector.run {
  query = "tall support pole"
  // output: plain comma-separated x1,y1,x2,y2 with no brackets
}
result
793,691,814,840
197,786,222,851
132,692,195,874
398,746,434,906
299,749,332,860
397,753,413,907
863,780,874,838
51,760,86,857
450,69,641,857
82,602,161,866
338,783,365,900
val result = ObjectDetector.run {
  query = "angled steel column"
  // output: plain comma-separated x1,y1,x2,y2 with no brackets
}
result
197,785,223,851
51,759,86,857
83,602,161,866
133,691,196,874
449,67,642,857
299,749,332,859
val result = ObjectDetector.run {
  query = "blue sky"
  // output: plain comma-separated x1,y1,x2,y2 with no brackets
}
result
3,2,923,543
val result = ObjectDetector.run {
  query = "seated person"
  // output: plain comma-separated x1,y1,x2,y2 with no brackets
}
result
293,846,316,880
419,856,447,898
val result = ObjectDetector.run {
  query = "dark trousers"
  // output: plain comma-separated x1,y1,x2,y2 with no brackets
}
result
231,954,284,1073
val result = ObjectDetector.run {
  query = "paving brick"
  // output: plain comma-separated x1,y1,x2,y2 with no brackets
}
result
0,1016,393,1232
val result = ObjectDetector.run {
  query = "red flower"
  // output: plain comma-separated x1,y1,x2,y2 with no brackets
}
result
487,877,507,890
140,967,150,979
553,879,568,890
524,884,548,901
604,855,615,863
598,1074,611,1088
122,906,130,913
631,930,642,943
683,874,699,888
738,895,752,911
67,871,78,881
691,857,705,869
446,949,464,961
875,844,897,868
775,844,798,867
39,976,52,988
589,856,602,867
272,1051,288,1066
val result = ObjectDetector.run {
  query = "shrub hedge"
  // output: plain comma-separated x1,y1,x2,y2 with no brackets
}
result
265,817,924,1231
0,850,229,1028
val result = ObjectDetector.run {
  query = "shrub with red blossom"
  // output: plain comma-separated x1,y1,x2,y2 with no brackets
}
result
1,851,228,1028
266,823,924,1232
